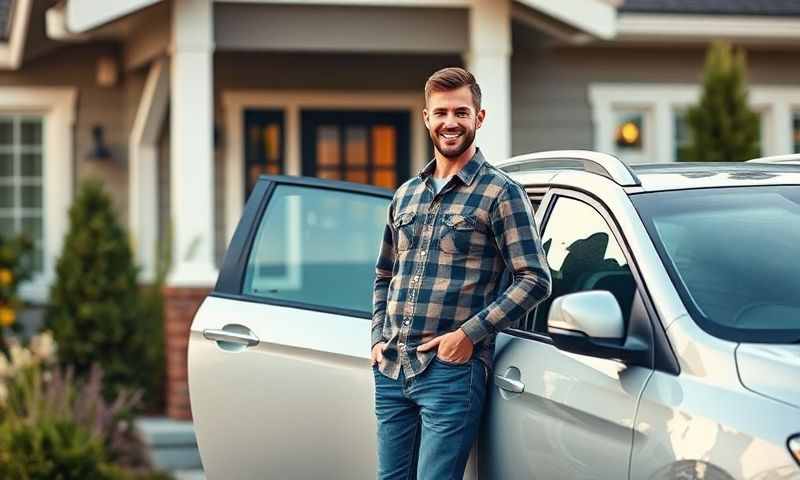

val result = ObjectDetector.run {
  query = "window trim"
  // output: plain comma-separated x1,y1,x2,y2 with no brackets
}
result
589,83,800,163
0,87,77,303
506,187,680,375
212,174,392,319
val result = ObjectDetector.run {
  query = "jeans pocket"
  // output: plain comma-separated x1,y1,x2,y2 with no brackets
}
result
434,355,470,367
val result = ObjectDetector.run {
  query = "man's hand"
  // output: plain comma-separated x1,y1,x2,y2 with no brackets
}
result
417,329,473,364
371,342,388,366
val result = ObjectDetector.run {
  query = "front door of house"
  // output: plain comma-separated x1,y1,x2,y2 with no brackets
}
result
301,110,410,189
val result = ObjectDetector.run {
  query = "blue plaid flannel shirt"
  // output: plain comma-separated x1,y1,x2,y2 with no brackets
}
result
371,149,552,380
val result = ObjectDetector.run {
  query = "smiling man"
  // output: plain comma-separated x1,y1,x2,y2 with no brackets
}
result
370,67,552,479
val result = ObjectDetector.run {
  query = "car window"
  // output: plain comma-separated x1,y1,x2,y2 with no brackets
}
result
530,196,637,334
243,184,389,313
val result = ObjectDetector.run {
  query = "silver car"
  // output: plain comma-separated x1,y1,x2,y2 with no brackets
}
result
188,151,800,480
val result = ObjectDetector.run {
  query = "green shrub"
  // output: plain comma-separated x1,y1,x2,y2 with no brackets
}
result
45,180,156,402
0,418,115,480
684,41,760,162
0,334,172,479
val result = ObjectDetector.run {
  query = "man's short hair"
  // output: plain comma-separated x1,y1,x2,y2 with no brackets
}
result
424,67,482,111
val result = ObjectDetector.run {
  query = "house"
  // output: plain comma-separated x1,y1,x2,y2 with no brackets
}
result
1,0,799,419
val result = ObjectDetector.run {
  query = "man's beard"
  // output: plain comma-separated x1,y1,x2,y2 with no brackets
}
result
430,124,476,159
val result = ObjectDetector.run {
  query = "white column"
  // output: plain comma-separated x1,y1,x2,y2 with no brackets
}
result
130,58,169,282
465,0,511,163
168,0,218,287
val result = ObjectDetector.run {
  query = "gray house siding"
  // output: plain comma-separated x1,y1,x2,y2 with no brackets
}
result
511,45,800,155
0,43,145,225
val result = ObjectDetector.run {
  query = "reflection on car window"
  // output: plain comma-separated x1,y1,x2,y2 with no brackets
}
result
531,197,636,334
243,184,389,313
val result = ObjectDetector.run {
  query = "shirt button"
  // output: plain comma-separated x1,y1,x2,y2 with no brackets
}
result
414,276,420,282
404,320,410,326
420,251,427,256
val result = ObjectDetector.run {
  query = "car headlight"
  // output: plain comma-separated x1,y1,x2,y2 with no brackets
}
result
790,435,800,466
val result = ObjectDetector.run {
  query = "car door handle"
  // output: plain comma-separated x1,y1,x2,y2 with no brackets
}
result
495,374,525,393
203,329,260,347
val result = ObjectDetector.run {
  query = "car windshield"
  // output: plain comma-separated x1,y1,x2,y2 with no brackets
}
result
632,186,800,343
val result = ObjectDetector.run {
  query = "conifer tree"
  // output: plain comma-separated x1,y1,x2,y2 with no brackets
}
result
46,180,147,399
685,41,760,162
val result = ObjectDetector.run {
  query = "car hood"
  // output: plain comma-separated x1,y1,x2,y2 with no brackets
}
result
736,343,800,409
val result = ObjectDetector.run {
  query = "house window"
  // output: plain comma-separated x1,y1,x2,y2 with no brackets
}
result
590,84,791,164
793,111,800,153
611,109,649,164
0,116,44,272
674,110,691,162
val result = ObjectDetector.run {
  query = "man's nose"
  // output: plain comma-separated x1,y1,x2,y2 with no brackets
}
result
443,113,459,127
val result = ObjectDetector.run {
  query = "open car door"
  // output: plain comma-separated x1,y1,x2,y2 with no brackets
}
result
188,176,391,478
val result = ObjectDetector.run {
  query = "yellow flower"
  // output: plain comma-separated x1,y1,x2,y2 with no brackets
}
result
0,268,12,286
0,306,15,327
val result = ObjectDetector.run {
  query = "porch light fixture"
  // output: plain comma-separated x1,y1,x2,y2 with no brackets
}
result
87,125,112,161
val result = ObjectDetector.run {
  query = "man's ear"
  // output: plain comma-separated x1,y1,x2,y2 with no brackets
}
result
476,109,486,129
423,108,431,131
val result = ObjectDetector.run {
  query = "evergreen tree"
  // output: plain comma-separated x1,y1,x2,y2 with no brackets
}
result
684,41,760,162
46,180,148,400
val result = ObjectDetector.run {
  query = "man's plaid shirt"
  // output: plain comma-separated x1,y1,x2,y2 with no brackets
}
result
371,149,552,380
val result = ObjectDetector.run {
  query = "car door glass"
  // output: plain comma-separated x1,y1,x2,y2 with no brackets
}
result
243,184,389,313
532,196,636,334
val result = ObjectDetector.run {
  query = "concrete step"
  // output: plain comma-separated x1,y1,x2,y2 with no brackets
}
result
136,417,203,473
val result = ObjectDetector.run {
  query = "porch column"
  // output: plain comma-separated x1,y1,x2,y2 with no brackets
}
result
169,0,217,286
165,0,215,421
465,0,512,163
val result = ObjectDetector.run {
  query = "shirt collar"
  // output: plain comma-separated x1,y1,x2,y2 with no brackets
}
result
417,148,486,187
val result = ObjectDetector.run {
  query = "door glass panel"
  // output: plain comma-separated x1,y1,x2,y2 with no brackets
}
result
317,126,340,167
302,110,409,189
243,184,389,313
244,110,284,199
345,126,368,167
372,125,396,167
0,119,12,146
374,170,396,189
0,152,12,177
533,197,636,333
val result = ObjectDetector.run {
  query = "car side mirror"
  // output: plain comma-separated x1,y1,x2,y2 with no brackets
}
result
547,291,648,365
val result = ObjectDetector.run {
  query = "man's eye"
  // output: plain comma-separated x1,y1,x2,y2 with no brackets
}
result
457,112,468,117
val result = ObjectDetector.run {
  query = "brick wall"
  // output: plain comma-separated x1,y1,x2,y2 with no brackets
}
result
164,287,210,420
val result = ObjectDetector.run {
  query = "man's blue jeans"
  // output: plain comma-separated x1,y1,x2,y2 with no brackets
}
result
373,357,487,480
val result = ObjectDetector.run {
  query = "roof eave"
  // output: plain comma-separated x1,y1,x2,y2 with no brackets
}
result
0,0,32,70
616,12,800,43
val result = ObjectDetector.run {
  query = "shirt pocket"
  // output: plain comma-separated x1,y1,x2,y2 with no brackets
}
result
439,213,488,255
393,211,417,252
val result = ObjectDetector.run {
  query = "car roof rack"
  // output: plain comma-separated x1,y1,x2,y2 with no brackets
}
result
497,150,641,187
746,154,800,163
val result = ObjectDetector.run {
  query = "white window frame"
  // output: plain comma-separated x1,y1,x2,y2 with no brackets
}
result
221,90,426,244
589,83,800,163
0,87,77,302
